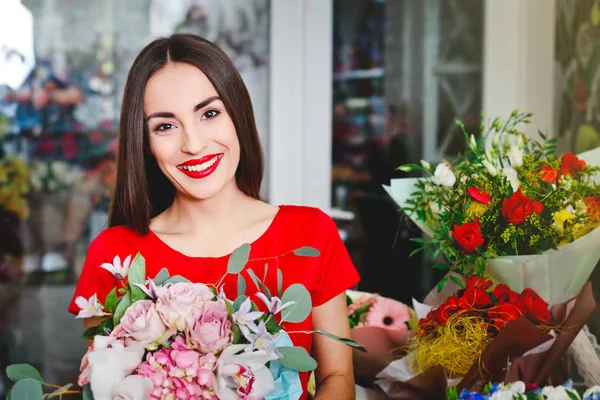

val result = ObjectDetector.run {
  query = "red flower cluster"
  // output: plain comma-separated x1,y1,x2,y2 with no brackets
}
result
502,188,544,225
418,276,551,337
561,151,586,176
452,218,485,253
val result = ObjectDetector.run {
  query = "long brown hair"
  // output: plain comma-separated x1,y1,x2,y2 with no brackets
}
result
108,34,264,235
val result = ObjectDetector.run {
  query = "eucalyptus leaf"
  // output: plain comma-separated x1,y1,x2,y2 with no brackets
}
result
82,385,94,400
10,378,43,400
227,243,251,274
225,299,236,316
128,253,146,300
292,247,320,257
104,287,117,312
258,280,272,301
164,276,191,285
281,284,311,323
6,364,43,383
233,295,248,311
277,268,283,297
153,268,170,286
246,269,261,291
278,346,318,372
113,292,132,326
314,330,367,352
263,263,269,282
237,274,246,297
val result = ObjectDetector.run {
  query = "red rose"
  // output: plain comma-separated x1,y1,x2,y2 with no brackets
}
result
489,302,524,330
436,295,461,324
467,186,491,205
518,288,551,325
560,151,586,176
502,189,544,225
492,284,519,304
539,165,558,184
458,287,492,309
417,317,437,337
466,275,493,290
452,218,485,253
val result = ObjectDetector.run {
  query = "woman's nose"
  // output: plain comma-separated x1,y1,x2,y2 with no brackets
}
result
180,125,207,155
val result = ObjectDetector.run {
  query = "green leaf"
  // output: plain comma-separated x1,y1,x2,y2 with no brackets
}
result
225,300,236,315
98,318,115,336
433,263,449,271
409,247,423,257
153,268,170,285
6,364,43,383
227,243,251,274
10,378,43,400
81,326,98,340
82,385,94,400
281,284,312,323
237,274,246,297
232,323,241,344
233,295,248,310
128,253,146,300
314,330,367,352
246,269,261,291
278,346,318,371
410,237,425,244
449,276,464,288
258,279,272,301
164,276,191,285
113,292,132,326
437,276,449,293
265,317,283,334
277,268,283,297
263,263,269,282
104,287,117,312
293,247,320,257
567,391,580,400
118,288,128,294
48,384,73,398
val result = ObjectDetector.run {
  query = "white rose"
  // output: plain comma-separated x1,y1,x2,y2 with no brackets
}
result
431,163,456,187
507,145,524,167
502,167,520,191
541,386,581,400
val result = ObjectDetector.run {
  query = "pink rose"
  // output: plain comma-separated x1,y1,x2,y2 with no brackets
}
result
119,300,174,348
186,301,232,353
156,283,214,331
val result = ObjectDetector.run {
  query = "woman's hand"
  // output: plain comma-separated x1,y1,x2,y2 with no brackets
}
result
311,293,355,399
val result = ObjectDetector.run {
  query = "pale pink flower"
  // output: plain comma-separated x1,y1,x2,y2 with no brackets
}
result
156,283,214,331
348,294,379,315
100,255,132,280
118,300,174,348
186,301,232,353
75,294,105,319
365,298,411,331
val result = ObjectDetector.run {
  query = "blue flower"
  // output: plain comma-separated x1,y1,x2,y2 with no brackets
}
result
458,389,487,400
265,332,303,400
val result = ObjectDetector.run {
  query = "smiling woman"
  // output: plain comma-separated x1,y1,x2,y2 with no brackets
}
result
68,34,360,400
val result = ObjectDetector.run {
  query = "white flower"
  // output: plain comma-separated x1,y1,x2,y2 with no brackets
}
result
256,293,295,315
583,386,600,400
507,145,524,167
87,337,146,400
482,160,498,176
232,298,264,337
420,160,432,171
242,320,282,357
109,375,153,400
541,386,581,400
75,294,105,319
469,134,477,151
517,134,524,149
214,344,279,400
431,163,456,187
131,278,160,299
502,167,520,191
100,255,132,280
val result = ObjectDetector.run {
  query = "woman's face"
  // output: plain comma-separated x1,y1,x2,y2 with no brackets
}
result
144,62,240,201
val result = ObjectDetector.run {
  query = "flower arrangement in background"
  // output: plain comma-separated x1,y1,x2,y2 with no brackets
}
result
29,160,83,194
447,380,600,400
347,291,416,332
391,110,600,294
6,245,364,400
411,276,551,378
0,155,29,219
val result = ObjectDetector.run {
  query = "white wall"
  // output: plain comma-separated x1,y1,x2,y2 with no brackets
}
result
482,0,556,139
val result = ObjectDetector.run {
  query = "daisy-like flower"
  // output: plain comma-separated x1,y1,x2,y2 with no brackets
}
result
75,294,105,319
255,293,295,315
100,255,132,280
365,298,411,331
232,298,263,337
242,320,282,357
131,278,160,299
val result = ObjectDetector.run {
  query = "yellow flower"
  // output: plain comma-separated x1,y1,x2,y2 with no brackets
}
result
553,209,575,230
466,201,488,218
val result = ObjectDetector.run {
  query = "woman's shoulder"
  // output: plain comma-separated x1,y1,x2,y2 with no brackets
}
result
89,225,150,254
279,205,334,226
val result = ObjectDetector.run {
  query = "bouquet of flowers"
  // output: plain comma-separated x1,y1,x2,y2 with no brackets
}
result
448,380,600,400
347,290,416,332
29,160,83,194
5,244,364,400
0,155,29,219
385,110,600,301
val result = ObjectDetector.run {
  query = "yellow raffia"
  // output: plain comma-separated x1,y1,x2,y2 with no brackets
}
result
410,312,493,378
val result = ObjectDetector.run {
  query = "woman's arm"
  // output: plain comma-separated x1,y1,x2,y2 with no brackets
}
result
311,292,355,400
83,317,107,348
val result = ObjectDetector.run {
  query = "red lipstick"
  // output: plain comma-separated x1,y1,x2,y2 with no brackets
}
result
177,153,223,179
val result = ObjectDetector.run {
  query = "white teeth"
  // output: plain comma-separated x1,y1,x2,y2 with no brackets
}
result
181,156,219,173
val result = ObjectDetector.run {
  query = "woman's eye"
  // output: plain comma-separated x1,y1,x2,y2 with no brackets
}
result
202,109,221,120
154,123,175,132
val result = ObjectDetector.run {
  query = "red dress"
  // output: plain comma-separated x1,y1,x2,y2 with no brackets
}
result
68,205,360,399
